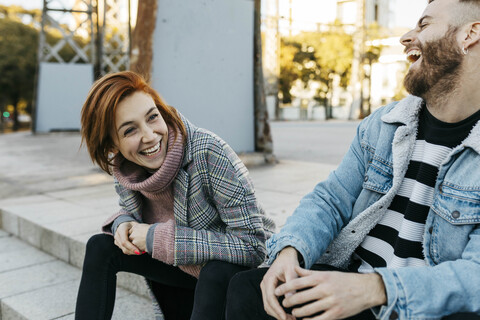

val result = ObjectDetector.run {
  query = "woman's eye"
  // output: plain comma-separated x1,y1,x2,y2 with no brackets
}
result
124,127,135,136
148,114,159,121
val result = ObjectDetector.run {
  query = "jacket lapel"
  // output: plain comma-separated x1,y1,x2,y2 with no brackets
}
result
173,169,189,227
382,95,423,188
172,114,195,227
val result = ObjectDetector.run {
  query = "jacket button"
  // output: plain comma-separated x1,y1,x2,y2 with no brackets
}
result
364,175,369,182
428,226,433,234
389,311,399,319
451,211,460,219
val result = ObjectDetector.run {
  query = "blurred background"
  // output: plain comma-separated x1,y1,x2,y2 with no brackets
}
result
0,0,426,152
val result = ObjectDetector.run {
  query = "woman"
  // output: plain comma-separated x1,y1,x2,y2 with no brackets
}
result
75,71,275,320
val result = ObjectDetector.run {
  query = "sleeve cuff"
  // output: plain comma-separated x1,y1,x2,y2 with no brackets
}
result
111,214,137,236
146,223,159,254
266,234,312,268
373,268,404,320
151,220,176,264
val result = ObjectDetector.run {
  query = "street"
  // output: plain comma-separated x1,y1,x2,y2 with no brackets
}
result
271,120,360,165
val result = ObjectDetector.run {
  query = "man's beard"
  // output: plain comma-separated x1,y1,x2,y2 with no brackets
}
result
404,26,463,98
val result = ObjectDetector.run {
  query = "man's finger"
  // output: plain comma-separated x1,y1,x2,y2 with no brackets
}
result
282,264,300,298
261,276,287,320
291,296,330,319
295,266,313,277
276,276,312,298
283,286,323,309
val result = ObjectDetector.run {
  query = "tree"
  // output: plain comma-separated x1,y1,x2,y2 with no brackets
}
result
0,18,38,131
254,0,274,159
278,37,301,104
278,24,354,119
130,0,157,82
0,4,94,132
360,22,384,118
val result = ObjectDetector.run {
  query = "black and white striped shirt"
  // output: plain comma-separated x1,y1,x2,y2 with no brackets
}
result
352,106,480,273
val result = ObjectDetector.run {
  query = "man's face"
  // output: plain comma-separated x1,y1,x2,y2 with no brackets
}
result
400,0,464,97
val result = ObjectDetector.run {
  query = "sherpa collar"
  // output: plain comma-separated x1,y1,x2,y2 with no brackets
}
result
381,95,424,126
381,95,480,155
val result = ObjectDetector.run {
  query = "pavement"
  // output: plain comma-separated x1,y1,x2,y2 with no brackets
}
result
0,130,340,319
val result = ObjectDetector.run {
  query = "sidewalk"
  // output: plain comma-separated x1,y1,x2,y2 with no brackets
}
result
0,131,337,319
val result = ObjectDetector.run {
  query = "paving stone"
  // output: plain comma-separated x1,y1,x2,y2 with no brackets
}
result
1,279,80,320
1,200,100,225
0,234,32,253
0,236,55,273
0,209,19,236
112,291,155,320
68,236,88,269
0,195,54,208
48,214,108,238
0,273,153,320
0,260,80,299
117,272,150,299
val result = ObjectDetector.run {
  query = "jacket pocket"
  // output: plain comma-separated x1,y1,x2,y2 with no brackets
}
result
429,185,480,263
432,183,480,224
363,157,393,195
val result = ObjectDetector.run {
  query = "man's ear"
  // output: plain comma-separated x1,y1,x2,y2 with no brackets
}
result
463,21,480,50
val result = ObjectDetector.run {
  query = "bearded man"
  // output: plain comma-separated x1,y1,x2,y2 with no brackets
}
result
225,0,480,319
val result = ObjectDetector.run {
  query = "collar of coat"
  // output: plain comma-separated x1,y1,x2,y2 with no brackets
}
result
381,95,480,155
179,113,196,167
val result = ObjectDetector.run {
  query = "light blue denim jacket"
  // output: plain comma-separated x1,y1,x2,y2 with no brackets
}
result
266,95,480,320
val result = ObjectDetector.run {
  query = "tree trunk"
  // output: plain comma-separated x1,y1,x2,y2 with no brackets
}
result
0,96,5,133
254,0,274,159
12,96,19,131
348,0,365,120
325,78,333,120
130,0,158,83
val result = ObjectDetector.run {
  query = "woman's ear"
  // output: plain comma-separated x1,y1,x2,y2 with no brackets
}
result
109,141,119,155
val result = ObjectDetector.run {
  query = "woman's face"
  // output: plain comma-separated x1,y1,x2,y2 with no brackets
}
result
112,91,169,170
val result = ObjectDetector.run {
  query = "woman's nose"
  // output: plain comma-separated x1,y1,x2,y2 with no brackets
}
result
141,126,156,143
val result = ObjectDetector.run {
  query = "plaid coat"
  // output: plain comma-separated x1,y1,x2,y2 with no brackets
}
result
103,115,275,319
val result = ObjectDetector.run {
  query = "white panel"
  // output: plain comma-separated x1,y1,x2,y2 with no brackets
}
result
151,0,255,152
36,62,93,132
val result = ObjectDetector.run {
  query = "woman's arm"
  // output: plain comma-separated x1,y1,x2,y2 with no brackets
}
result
173,132,273,267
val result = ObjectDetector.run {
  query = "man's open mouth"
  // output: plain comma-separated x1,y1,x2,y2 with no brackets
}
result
407,49,422,63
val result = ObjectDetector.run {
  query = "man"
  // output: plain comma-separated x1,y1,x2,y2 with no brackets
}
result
226,0,480,319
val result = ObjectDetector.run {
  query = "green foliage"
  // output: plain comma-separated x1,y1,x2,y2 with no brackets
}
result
364,22,384,67
0,10,89,130
278,22,354,107
0,18,38,104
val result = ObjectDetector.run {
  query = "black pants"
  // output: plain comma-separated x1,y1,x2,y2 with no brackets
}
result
226,264,480,320
75,234,249,320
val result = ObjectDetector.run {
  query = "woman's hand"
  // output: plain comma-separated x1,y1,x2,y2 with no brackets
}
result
114,221,141,255
260,247,301,320
128,223,150,253
275,266,386,320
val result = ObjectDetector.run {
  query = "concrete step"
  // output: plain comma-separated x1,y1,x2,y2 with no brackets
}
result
0,159,335,320
0,185,151,299
0,229,155,320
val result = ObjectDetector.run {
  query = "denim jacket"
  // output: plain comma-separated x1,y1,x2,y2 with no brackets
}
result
266,95,480,320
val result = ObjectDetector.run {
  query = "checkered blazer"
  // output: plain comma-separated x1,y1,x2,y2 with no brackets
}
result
105,114,275,268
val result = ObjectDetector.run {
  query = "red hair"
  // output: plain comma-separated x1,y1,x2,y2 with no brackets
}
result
81,71,186,174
